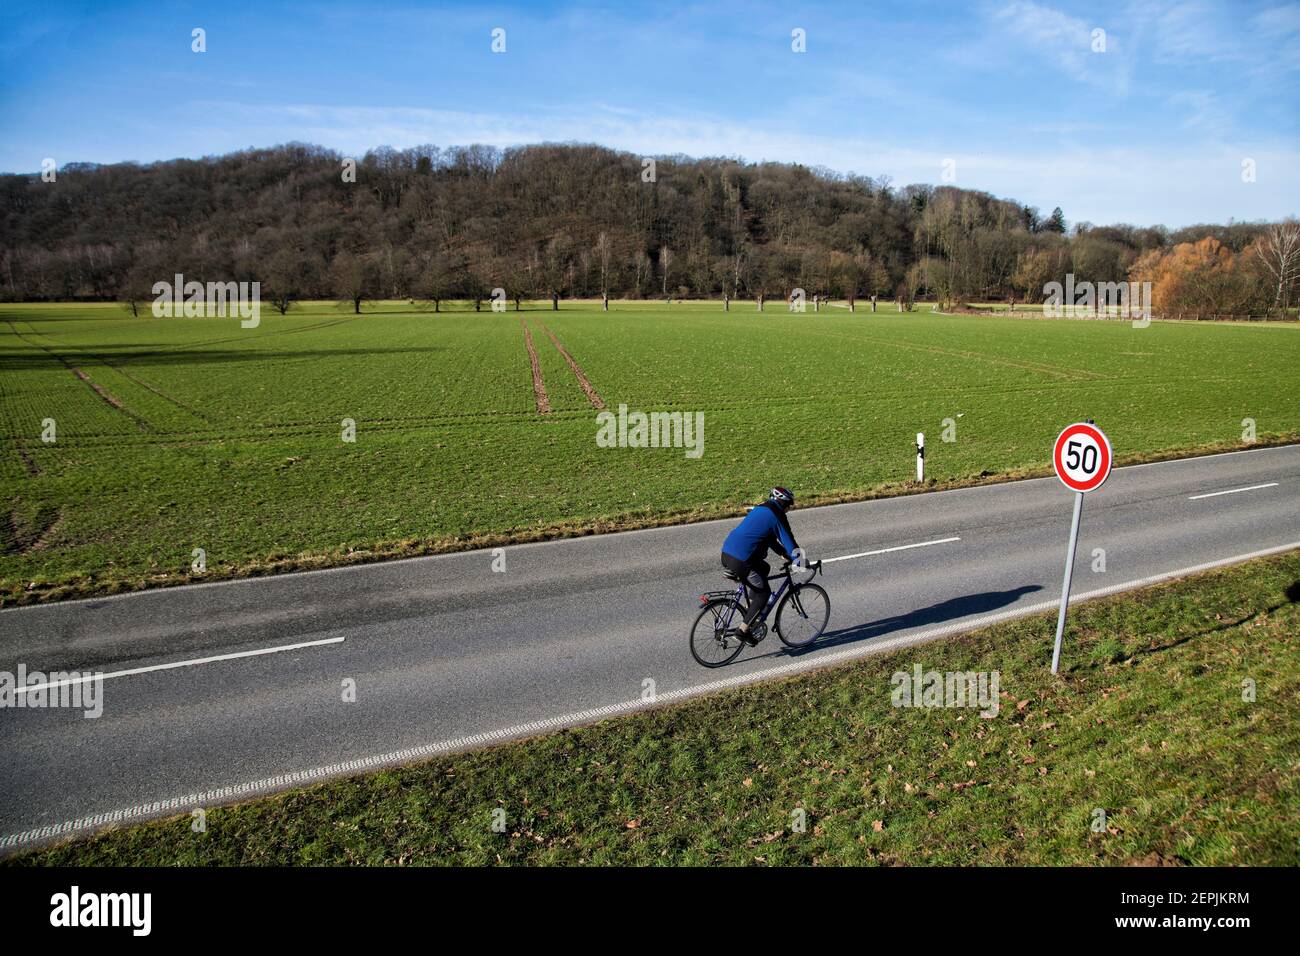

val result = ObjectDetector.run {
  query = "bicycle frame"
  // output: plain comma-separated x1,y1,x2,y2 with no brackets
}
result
712,560,821,632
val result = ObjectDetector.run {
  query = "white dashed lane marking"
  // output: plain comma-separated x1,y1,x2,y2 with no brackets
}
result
14,636,345,695
821,536,961,564
1188,482,1279,501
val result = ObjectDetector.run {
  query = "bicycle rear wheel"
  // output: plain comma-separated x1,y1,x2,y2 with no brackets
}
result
775,583,830,648
690,598,747,667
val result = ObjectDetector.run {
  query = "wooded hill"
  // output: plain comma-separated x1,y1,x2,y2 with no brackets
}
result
0,142,1289,312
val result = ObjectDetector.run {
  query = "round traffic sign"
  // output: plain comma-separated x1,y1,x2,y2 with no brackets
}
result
1053,422,1112,493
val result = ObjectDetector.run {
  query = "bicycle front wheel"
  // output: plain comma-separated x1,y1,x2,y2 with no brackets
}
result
775,583,830,648
689,598,747,667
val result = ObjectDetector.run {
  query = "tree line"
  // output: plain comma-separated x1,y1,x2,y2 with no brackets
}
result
1,142,1295,315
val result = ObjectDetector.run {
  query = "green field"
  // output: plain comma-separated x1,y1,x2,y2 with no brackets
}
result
2,300,1298,604
13,551,1297,866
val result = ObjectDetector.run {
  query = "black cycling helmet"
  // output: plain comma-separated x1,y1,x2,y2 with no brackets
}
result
769,486,794,510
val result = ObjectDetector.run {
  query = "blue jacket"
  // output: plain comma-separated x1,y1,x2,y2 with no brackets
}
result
722,502,799,564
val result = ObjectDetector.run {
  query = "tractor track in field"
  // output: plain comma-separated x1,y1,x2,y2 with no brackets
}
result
538,323,605,409
1,505,62,556
5,320,155,433
92,359,216,425
520,318,551,414
66,367,153,432
8,319,215,426
5,314,404,436
13,440,40,477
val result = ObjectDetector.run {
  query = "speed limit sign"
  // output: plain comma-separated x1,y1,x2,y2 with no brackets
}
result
1050,421,1112,674
1053,422,1112,492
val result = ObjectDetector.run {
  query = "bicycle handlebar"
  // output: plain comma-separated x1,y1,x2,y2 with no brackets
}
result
771,558,822,579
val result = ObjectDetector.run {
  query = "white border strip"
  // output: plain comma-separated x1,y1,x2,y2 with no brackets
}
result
1188,482,1279,500
13,637,345,695
3,540,1297,854
822,536,960,563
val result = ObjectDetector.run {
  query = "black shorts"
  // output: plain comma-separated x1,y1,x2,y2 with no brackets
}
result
721,552,771,592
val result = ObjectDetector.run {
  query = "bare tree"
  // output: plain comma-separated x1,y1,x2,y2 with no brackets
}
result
1254,220,1300,312
595,232,612,295
119,256,160,318
418,251,452,312
263,247,303,315
329,251,371,314
541,234,572,310
629,250,648,297
659,246,673,297
730,248,748,300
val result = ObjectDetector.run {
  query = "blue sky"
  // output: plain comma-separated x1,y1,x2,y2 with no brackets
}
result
1,0,1297,227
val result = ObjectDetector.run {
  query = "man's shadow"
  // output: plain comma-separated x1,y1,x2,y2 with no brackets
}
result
753,584,1044,660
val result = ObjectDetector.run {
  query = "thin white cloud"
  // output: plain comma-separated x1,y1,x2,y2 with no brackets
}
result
1141,0,1240,62
1252,4,1300,36
996,0,1094,73
1167,89,1231,133
1130,0,1300,74
953,0,1134,95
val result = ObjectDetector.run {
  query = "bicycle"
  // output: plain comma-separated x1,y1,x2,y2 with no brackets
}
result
689,559,830,667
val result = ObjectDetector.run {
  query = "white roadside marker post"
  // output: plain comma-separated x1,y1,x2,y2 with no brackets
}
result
1049,421,1113,673
916,432,925,482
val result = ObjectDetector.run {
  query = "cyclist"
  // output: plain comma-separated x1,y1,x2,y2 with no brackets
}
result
720,487,801,644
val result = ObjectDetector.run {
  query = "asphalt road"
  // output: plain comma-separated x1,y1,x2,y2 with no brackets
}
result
2,444,1297,852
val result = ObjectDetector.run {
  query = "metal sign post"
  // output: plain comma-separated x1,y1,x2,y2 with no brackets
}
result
1050,491,1084,674
1049,421,1113,674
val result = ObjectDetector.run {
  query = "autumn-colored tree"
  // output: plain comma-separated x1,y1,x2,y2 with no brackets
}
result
1128,237,1268,316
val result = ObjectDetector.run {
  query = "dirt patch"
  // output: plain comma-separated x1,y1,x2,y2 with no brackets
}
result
1123,851,1185,867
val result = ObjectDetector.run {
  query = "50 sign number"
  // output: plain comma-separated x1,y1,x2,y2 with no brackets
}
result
1053,423,1112,493
1065,439,1099,475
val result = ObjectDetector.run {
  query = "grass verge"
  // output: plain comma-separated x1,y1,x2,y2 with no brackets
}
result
11,550,1299,866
